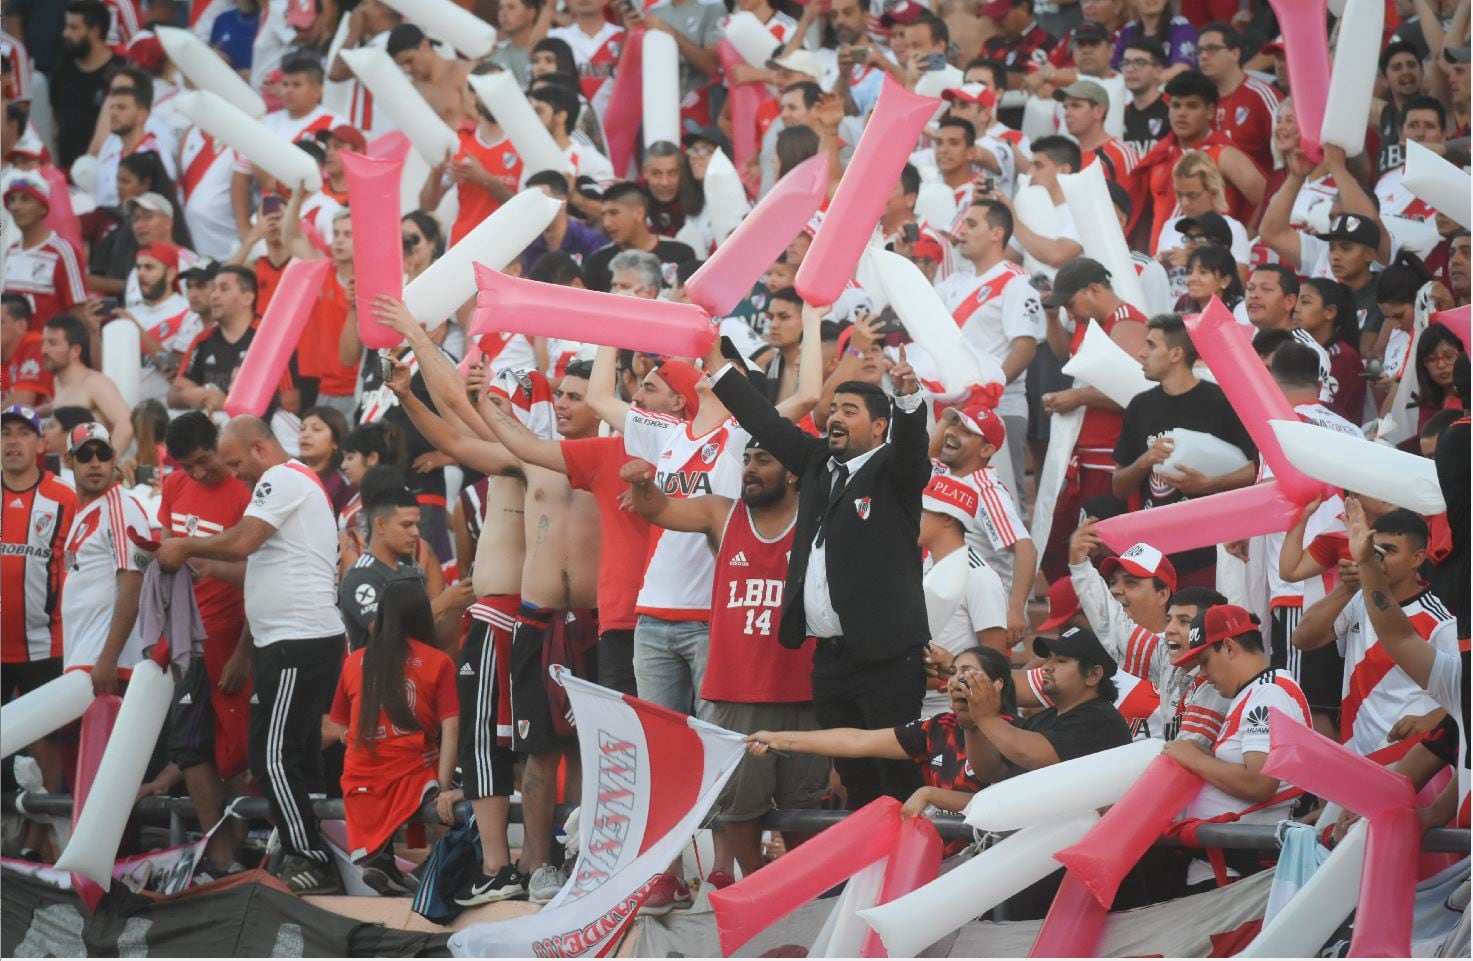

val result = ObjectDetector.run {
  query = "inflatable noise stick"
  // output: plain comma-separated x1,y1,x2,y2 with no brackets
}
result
641,31,682,150
965,738,1164,832
723,11,782,69
339,46,459,167
1404,140,1473,230
0,670,95,759
1094,480,1304,556
1270,419,1446,515
709,797,902,955
858,812,1099,958
156,27,266,117
101,318,142,412
718,41,763,170
810,859,889,958
1318,0,1383,157
870,249,1004,396
1060,319,1151,409
1029,872,1109,958
603,27,645,179
1237,819,1367,958
467,72,567,179
701,147,753,247
71,694,122,836
225,259,334,417
53,659,174,888
341,150,406,350
859,816,943,957
1057,162,1150,313
175,90,322,192
1011,183,1063,280
376,0,496,59
1266,0,1330,162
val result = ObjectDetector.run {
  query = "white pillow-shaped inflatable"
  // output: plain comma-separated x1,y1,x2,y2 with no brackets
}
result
1012,182,1062,279
1021,94,1059,145
642,31,682,149
964,738,1163,831
723,12,781,69
339,46,458,167
53,659,173,888
0,671,95,759
1061,319,1152,408
703,148,751,244
101,319,141,412
810,859,888,958
156,26,266,118
1161,428,1251,478
467,72,567,179
871,248,1004,394
1238,819,1366,957
914,181,959,236
1271,418,1446,514
175,90,322,192
1318,0,1383,156
404,188,563,328
377,0,496,60
1404,140,1472,229
1057,162,1149,312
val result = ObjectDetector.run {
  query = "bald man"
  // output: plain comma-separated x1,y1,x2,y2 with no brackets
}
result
157,416,347,895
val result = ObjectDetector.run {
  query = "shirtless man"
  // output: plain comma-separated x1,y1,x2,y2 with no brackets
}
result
387,23,473,127
41,315,133,454
376,296,600,908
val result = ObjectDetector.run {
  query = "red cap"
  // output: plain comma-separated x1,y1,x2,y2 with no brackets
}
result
653,360,701,421
1036,577,1082,633
1100,542,1178,593
912,234,945,262
126,32,166,71
137,242,181,270
943,389,1006,449
316,124,368,153
981,0,1013,19
943,83,997,108
3,172,50,209
1172,604,1259,668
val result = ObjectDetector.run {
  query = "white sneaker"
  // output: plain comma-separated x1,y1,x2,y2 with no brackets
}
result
528,863,566,904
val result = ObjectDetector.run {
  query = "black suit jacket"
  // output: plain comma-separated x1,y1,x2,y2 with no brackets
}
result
712,369,931,661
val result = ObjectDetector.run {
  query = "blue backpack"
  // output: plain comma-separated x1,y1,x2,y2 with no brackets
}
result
411,811,481,925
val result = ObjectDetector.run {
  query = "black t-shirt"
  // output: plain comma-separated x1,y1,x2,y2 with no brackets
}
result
1113,380,1258,572
1349,273,1385,337
1001,696,1132,780
581,239,696,293
355,347,447,500
51,53,126,170
1123,97,1171,159
184,325,255,393
338,554,426,650
646,195,687,238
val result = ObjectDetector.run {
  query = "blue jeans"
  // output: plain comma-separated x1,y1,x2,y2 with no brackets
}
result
633,615,709,714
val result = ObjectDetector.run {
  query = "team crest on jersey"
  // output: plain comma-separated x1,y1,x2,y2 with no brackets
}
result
18,358,39,378
504,150,517,168
184,514,199,535
854,496,871,520
31,510,54,538
1235,106,1249,125
700,440,720,463
518,720,531,739
1149,117,1163,135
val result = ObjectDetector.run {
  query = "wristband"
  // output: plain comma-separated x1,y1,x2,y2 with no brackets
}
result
845,347,863,358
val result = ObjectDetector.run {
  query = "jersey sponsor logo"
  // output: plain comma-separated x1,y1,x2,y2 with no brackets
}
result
854,496,871,520
658,470,713,496
354,583,378,613
253,481,273,505
1243,704,1270,736
1,542,53,559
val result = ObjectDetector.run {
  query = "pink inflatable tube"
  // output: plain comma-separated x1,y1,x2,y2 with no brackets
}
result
1266,0,1330,162
472,263,716,358
1261,709,1418,957
603,28,644,179
224,259,334,417
341,151,405,349
795,77,938,305
684,153,829,316
709,797,902,955
1434,305,1471,351
71,694,122,832
366,130,411,163
1188,300,1327,504
1053,754,1203,907
1095,480,1303,555
1029,872,1108,958
859,816,943,957
718,41,764,171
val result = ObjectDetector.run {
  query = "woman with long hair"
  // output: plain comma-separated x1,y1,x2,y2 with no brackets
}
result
1408,322,1467,430
1178,244,1243,312
298,405,355,515
1112,0,1197,81
86,150,193,294
1295,277,1367,422
325,580,459,894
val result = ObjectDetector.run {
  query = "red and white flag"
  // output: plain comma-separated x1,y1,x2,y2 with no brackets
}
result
449,668,747,958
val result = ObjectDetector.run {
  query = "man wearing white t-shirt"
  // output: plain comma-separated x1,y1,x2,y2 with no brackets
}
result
157,416,346,896
937,199,1045,498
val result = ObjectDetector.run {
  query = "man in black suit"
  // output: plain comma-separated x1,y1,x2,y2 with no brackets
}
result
704,337,932,808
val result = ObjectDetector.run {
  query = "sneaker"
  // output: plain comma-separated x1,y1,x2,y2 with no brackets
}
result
637,874,693,916
528,863,566,905
193,861,245,886
359,851,416,896
454,863,530,906
276,853,342,896
705,870,736,890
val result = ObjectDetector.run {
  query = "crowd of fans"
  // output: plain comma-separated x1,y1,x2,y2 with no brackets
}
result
1,0,1468,927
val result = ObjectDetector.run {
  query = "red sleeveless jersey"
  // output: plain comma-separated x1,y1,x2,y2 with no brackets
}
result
699,502,813,703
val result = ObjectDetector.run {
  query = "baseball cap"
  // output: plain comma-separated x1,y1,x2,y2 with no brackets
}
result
1052,78,1109,108
1,404,42,434
125,191,175,218
3,172,50,208
1041,257,1111,308
1176,211,1233,248
126,31,166,71
4,126,46,162
1316,213,1381,249
1033,625,1118,678
943,394,1006,448
768,50,822,79
137,242,181,270
1036,576,1082,633
1171,604,1260,668
180,256,219,282
881,0,927,26
1100,542,1179,593
922,474,979,531
943,83,997,108
68,422,114,455
1445,44,1471,64
315,124,368,153
912,233,945,262
682,126,732,156
1072,21,1112,45
653,360,701,420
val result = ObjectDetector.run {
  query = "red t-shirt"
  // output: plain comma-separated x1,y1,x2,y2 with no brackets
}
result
158,470,251,646
450,128,524,246
5,330,53,401
254,255,290,317
298,270,358,397
329,639,458,781
561,436,650,631
1070,302,1147,461
1213,74,1280,174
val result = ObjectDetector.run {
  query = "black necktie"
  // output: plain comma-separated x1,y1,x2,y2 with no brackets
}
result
815,463,848,548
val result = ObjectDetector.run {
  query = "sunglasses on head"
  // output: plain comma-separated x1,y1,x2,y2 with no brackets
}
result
73,444,113,464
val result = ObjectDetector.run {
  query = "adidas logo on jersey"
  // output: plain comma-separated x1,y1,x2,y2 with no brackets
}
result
249,693,259,704
729,551,750,567
930,754,944,767
178,693,193,705
460,663,475,676
9,498,21,508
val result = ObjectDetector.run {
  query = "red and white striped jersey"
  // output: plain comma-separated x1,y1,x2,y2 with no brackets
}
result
179,127,239,260
929,461,1026,553
622,408,749,619
233,105,345,175
105,0,142,48
96,131,176,207
3,231,86,331
2,473,77,662
547,22,625,119
1335,587,1458,754
61,486,152,672
1,30,33,102
1185,669,1309,821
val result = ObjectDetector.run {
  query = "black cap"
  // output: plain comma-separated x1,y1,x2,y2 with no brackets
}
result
1033,625,1118,678
1176,211,1233,248
1072,21,1111,44
1041,257,1111,308
1316,213,1381,249
682,125,732,157
179,256,219,282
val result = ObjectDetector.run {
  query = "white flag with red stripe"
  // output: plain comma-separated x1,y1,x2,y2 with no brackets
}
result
449,668,747,958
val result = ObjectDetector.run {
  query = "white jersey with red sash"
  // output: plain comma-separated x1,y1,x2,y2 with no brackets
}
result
1185,668,1310,821
548,22,625,120
241,459,345,646
179,127,239,259
938,259,1042,419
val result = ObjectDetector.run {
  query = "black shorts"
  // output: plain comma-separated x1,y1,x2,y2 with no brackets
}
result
458,600,516,800
510,609,597,754
1,657,63,702
167,658,215,771
1273,605,1343,712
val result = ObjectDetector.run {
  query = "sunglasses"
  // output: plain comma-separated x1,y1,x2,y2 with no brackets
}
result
73,444,114,464
402,234,423,254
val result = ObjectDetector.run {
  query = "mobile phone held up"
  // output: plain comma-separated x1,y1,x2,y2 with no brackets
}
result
262,194,284,216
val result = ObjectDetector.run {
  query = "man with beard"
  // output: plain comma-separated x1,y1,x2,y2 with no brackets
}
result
621,437,826,888
116,244,201,402
42,316,133,453
50,0,125,169
95,71,174,207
